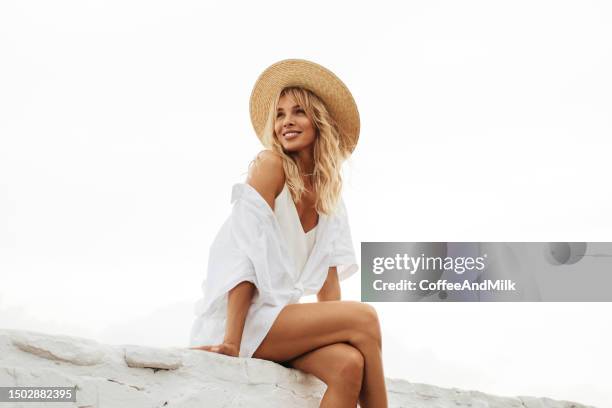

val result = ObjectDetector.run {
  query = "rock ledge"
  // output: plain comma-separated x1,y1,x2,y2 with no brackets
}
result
0,329,595,407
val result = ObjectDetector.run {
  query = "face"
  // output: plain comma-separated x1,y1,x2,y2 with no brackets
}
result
274,93,317,153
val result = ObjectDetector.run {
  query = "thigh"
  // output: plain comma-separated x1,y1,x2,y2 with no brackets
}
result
252,300,371,362
283,342,362,386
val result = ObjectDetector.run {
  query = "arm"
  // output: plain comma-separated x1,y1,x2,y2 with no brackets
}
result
222,150,284,352
191,151,286,357
193,280,255,357
317,266,341,302
223,281,256,350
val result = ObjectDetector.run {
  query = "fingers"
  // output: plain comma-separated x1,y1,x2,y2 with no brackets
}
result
189,345,210,351
189,345,221,352
189,343,240,357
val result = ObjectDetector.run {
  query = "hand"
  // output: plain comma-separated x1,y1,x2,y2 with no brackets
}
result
189,342,240,357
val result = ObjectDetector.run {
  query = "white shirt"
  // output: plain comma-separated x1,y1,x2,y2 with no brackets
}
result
189,182,358,358
274,183,317,275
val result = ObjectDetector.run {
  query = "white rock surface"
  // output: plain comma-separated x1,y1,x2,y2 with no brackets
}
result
0,329,596,408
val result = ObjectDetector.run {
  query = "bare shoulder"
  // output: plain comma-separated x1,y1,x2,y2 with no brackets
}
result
246,150,286,211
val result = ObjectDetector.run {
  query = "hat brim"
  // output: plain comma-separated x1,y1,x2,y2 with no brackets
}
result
249,59,360,154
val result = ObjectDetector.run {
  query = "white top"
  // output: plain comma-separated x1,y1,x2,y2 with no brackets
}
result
274,183,317,275
189,182,358,358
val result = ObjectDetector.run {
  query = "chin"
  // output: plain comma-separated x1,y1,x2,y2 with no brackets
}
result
283,144,307,153
282,147,298,154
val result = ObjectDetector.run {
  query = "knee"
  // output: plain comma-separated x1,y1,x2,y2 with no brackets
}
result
327,346,364,395
353,303,382,349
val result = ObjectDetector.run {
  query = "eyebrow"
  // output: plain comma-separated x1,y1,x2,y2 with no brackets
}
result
277,104,302,111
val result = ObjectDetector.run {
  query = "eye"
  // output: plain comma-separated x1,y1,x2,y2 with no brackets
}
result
296,108,305,114
276,111,284,118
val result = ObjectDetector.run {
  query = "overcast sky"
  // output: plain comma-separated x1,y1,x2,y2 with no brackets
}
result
1,1,611,407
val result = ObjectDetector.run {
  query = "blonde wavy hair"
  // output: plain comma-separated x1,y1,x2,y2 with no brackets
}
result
249,86,350,216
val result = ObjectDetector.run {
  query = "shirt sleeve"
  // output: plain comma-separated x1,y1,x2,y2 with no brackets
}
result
194,183,295,317
329,197,359,281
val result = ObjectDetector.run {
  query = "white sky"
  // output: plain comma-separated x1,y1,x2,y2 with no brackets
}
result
1,1,611,407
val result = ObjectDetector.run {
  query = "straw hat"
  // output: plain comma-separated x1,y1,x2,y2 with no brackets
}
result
249,59,360,154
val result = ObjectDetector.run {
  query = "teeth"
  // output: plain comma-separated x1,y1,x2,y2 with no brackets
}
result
285,132,300,137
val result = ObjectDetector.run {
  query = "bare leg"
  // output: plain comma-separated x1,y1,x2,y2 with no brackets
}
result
284,342,364,407
253,300,388,408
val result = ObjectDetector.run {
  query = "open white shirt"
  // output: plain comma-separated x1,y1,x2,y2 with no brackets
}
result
189,182,359,358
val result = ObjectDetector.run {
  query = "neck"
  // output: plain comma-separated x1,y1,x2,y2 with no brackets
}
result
293,147,315,176
290,148,315,188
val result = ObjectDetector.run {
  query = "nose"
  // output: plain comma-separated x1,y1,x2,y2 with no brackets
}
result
282,112,295,127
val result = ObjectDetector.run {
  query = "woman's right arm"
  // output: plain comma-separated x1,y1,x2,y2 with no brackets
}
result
215,150,285,356
222,280,256,352
191,151,284,356
191,281,255,357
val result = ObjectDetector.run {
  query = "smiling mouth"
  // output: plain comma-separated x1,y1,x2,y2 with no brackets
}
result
283,131,301,140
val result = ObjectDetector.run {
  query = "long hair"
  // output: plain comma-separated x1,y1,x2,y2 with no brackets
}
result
250,86,349,215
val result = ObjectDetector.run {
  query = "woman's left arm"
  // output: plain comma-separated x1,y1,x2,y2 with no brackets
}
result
317,266,341,301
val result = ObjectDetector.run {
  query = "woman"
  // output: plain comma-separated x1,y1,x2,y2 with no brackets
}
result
189,59,388,408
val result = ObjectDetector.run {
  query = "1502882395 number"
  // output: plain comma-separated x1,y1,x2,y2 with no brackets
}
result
0,387,76,402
